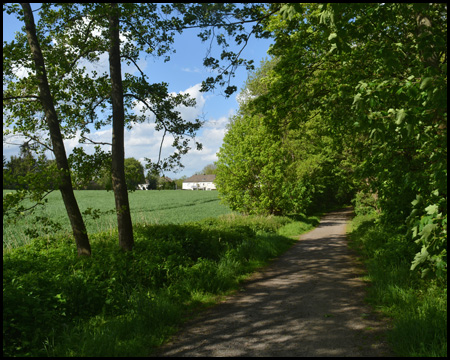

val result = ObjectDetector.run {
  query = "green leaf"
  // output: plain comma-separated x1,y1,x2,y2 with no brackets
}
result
328,43,337,53
352,93,362,105
411,246,429,270
395,109,406,125
419,223,437,240
420,77,433,90
328,32,337,41
425,204,438,215
406,123,413,136
411,195,422,207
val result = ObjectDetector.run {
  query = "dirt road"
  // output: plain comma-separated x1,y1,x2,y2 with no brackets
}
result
154,208,392,357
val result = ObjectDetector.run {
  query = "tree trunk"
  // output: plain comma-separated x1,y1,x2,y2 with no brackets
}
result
21,3,91,256
108,4,134,251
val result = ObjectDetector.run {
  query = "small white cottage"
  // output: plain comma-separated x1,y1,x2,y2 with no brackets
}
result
182,174,216,190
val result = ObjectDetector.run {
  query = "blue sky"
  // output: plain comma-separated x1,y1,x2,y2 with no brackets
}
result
3,4,274,179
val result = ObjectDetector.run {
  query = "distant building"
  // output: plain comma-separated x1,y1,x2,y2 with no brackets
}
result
137,183,150,190
182,174,216,190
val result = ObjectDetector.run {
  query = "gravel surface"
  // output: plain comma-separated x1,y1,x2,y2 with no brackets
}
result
154,208,392,357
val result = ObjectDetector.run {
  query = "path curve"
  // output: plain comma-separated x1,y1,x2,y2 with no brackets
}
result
154,208,392,357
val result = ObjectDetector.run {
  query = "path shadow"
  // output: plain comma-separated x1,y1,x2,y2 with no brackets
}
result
153,208,392,357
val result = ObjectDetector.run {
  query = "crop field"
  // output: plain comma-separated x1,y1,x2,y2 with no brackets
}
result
3,190,232,249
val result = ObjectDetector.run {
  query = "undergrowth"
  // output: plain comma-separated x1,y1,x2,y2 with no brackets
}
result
348,212,447,357
3,213,318,357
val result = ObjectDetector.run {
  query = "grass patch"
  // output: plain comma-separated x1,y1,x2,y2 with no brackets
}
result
3,190,232,249
3,212,317,357
348,213,447,357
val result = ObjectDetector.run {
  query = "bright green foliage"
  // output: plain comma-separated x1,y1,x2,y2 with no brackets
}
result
216,114,290,215
124,158,145,190
216,55,357,215
408,192,447,279
319,3,447,279
68,146,111,190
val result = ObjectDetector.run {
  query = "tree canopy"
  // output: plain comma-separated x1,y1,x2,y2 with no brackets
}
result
216,3,447,279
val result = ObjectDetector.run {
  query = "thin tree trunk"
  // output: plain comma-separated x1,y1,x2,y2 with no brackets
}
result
21,3,91,256
108,3,134,251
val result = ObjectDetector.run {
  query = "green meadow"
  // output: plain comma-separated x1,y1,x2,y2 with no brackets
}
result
3,190,232,249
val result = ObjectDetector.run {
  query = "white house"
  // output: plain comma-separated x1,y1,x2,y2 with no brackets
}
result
182,174,216,190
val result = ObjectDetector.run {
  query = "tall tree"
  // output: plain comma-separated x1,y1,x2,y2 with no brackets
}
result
195,164,217,175
216,57,355,215
108,3,134,251
17,3,91,255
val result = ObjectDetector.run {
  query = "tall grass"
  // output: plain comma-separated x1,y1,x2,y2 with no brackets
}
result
3,212,318,357
348,213,447,357
3,190,232,249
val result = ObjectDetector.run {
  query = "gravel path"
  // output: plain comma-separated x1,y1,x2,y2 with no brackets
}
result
154,208,392,357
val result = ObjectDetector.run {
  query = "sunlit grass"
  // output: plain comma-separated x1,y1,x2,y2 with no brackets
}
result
348,214,447,357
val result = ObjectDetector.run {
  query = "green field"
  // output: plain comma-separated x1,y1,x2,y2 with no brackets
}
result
3,190,232,249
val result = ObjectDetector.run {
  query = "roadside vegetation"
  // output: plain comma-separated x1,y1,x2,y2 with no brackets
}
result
349,199,447,357
3,211,319,357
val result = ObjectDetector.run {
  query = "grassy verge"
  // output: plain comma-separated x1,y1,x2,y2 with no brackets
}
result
348,213,447,357
3,212,319,357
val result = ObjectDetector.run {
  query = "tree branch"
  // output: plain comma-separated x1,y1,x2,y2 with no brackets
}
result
121,55,147,79
3,95,40,101
80,135,112,146
21,189,56,213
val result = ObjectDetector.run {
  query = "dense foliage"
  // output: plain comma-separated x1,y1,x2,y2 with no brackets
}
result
2,3,447,357
216,59,356,215
216,3,447,280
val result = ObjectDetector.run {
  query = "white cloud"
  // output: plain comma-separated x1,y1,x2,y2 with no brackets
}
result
181,67,202,73
133,83,206,122
172,83,206,121
203,115,229,129
120,109,230,178
124,87,233,177
236,88,256,106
